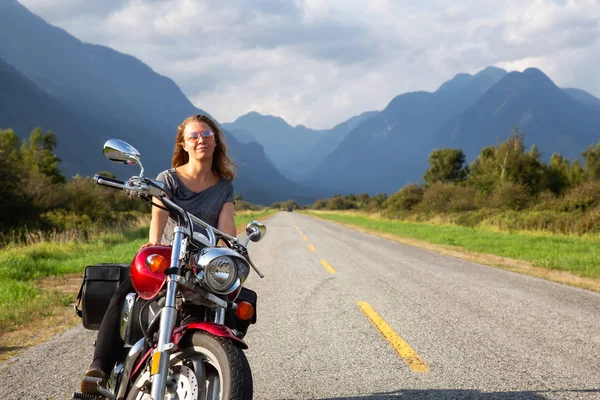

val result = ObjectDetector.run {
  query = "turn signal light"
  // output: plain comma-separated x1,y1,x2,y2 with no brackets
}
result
235,301,254,321
146,254,169,274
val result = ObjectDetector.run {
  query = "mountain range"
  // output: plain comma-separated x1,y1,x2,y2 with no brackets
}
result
2,0,599,202
0,0,314,205
223,110,377,182
230,67,600,195
437,68,600,163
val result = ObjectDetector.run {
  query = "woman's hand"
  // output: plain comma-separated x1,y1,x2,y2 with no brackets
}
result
139,242,158,251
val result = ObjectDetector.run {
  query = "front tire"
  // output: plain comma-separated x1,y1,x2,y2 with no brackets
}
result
127,331,252,400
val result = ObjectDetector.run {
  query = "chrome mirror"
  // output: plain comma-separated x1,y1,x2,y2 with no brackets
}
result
103,139,145,177
245,220,266,243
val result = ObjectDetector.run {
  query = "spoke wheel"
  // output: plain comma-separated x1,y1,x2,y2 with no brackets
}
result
126,332,252,400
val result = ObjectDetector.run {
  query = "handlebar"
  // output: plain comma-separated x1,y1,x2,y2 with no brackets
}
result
93,174,239,246
94,173,264,277
94,175,127,190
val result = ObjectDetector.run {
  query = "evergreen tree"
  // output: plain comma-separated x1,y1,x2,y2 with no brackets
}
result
20,127,65,184
0,129,21,163
0,129,34,231
18,128,66,212
467,128,545,195
582,141,600,181
466,146,498,194
545,153,571,195
423,148,469,186
569,159,585,186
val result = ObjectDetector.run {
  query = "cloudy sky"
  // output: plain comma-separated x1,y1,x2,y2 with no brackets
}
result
19,0,600,129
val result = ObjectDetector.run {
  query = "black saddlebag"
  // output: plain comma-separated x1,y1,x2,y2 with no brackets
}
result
74,263,130,330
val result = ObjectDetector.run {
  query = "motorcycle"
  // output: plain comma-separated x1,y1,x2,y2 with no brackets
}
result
72,139,265,400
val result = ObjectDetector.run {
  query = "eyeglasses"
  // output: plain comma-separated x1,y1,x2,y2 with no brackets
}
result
185,130,214,142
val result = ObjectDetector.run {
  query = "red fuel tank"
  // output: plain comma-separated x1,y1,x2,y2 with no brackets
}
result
131,245,172,300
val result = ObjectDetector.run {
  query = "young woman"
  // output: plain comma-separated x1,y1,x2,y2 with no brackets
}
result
82,114,237,393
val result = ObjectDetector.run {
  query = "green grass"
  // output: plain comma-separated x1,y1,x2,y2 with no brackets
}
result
0,227,149,332
235,210,276,230
0,282,76,332
304,211,600,279
0,211,276,333
0,228,149,281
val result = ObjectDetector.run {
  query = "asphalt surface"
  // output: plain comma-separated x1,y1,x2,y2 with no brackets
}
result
1,212,599,399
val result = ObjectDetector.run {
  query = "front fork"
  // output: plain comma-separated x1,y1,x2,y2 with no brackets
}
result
149,228,184,400
149,228,228,400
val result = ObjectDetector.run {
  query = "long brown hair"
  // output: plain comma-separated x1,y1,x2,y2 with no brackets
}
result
172,114,237,181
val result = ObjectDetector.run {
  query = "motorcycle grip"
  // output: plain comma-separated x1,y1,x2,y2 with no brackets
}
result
94,174,126,188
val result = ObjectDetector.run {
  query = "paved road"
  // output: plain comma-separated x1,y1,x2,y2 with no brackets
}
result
1,212,599,399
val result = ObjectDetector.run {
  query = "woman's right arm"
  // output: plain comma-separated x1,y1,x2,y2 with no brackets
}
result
148,198,169,244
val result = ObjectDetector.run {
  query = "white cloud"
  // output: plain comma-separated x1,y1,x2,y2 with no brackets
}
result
19,0,600,129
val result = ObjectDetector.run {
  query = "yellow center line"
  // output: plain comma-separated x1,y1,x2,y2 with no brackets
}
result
303,236,308,241
298,231,304,235
357,302,429,373
308,244,317,252
320,259,336,274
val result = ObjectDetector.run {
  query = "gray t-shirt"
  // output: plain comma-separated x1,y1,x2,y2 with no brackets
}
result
156,168,235,244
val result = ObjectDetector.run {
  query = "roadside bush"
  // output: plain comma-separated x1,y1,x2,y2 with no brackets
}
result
530,190,560,211
362,193,388,212
449,210,490,227
489,182,531,211
559,181,600,212
355,193,371,208
312,199,329,210
41,209,93,231
326,196,357,210
482,208,600,235
417,182,478,213
382,184,423,215
268,199,300,210
579,208,600,234
235,200,263,211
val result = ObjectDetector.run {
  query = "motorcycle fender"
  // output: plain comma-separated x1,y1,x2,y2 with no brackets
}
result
172,322,248,350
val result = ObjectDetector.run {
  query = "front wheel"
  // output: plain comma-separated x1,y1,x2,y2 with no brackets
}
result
127,331,253,400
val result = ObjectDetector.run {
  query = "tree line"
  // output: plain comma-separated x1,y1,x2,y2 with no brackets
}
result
3,126,599,242
0,128,149,245
309,128,600,235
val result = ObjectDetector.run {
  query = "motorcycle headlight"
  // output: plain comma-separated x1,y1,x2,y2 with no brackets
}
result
204,256,238,294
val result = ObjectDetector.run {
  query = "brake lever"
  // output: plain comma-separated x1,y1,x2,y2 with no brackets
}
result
235,243,264,278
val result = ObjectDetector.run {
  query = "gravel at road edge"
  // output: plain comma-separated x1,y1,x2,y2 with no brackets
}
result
0,324,96,400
